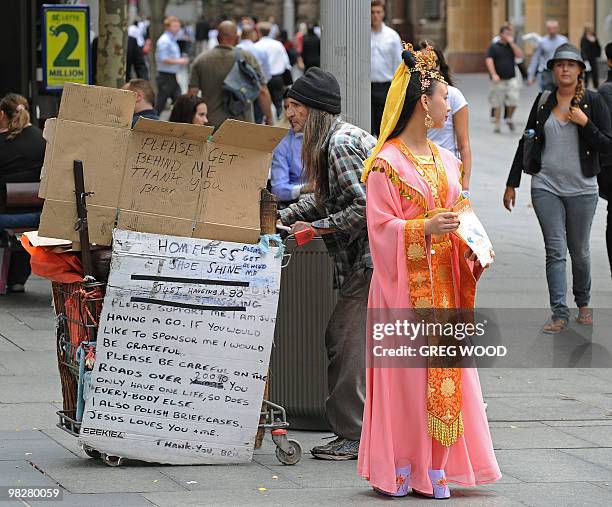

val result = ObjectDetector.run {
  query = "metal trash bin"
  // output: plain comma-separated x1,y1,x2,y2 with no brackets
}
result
270,237,337,430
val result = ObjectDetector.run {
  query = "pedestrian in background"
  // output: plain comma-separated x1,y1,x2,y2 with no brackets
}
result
271,92,305,208
370,0,403,137
237,24,271,82
527,20,568,91
598,42,612,278
279,30,298,67
122,79,159,127
195,15,210,55
580,25,602,88
127,35,148,80
256,21,292,118
486,24,524,133
423,42,473,190
504,43,612,333
297,25,320,72
155,16,189,113
169,95,208,126
278,68,375,460
188,21,274,128
0,94,46,293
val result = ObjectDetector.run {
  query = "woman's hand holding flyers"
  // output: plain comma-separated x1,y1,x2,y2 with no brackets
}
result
424,212,460,235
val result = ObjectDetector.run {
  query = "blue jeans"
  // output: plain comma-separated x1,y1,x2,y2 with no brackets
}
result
1,212,41,286
531,188,598,321
0,212,41,229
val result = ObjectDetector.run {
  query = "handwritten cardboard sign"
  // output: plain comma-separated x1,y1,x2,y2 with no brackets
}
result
38,83,287,245
78,229,281,464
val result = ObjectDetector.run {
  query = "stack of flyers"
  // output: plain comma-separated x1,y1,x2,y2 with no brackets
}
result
452,198,494,267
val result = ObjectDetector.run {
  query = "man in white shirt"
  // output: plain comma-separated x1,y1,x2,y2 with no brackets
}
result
256,21,291,118
527,20,568,91
370,0,403,137
238,24,271,123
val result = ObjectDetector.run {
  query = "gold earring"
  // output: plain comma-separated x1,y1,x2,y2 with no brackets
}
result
425,110,434,128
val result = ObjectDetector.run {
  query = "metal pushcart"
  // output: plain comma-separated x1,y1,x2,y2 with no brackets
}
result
53,274,302,466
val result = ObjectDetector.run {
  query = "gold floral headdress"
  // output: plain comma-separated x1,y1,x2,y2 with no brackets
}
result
403,42,446,91
362,42,446,183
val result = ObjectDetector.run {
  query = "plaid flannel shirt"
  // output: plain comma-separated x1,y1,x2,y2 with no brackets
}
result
279,120,375,290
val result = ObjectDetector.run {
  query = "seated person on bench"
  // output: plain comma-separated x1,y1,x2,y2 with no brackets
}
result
0,94,46,292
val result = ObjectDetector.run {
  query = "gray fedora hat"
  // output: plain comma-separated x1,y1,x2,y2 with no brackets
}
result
547,43,586,70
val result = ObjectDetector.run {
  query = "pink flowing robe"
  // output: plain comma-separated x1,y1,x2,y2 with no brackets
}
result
357,141,501,495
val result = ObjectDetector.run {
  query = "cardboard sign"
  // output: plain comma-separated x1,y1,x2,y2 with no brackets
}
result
39,83,287,245
42,5,91,90
78,229,281,464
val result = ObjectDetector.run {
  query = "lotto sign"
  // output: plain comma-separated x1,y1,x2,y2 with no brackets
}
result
42,5,91,90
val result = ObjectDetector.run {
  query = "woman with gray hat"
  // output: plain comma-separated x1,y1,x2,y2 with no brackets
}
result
504,43,612,333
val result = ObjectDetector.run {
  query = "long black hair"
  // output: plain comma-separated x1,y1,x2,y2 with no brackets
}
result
388,50,439,140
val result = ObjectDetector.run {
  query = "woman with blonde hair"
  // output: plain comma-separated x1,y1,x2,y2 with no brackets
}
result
0,94,46,292
504,43,612,333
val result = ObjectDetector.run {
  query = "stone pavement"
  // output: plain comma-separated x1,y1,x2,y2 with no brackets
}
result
1,74,612,507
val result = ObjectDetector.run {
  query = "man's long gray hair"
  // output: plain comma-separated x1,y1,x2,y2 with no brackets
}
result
301,108,339,203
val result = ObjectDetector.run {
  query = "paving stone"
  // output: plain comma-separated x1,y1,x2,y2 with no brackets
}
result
0,460,61,487
485,481,612,507
552,425,612,447
490,424,595,450
254,454,364,488
495,449,612,482
0,436,76,460
28,493,153,507
0,335,21,352
487,395,608,422
0,430,49,441
143,486,523,506
0,351,59,376
27,458,185,494
156,461,300,490
41,428,85,457
0,403,61,431
0,376,62,404
561,448,612,474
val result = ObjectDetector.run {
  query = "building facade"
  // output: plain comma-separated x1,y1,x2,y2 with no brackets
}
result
181,0,610,72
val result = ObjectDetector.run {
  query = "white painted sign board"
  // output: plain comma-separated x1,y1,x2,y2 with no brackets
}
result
78,229,281,464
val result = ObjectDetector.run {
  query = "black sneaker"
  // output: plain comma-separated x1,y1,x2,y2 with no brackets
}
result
311,438,359,460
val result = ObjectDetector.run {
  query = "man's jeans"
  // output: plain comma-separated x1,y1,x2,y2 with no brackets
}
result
0,212,41,286
531,188,598,321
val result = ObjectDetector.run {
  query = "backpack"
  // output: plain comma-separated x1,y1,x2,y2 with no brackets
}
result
522,90,551,171
223,48,261,117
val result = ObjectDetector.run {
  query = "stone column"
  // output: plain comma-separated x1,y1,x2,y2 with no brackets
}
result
525,0,569,35
446,0,492,73
568,0,594,45
283,0,295,38
491,0,507,35
320,0,370,131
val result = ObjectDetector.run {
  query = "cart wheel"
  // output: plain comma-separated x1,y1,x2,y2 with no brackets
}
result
275,439,302,465
101,453,124,467
82,445,101,459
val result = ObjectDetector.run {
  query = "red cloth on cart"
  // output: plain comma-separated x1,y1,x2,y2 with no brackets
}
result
20,236,83,282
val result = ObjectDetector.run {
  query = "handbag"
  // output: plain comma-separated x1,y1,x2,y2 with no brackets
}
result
522,90,551,170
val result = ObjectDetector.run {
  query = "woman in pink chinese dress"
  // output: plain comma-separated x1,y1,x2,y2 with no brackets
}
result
357,45,501,499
